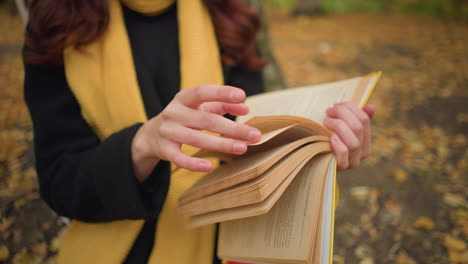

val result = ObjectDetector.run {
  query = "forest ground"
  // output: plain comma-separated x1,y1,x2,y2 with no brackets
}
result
0,5,467,264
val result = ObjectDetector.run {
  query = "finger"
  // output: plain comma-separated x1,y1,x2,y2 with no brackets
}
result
330,134,349,171
323,117,361,169
176,84,246,107
341,102,372,158
341,102,373,158
363,104,375,119
199,102,249,116
165,105,261,143
361,104,374,158
326,103,364,143
159,140,212,172
160,123,248,155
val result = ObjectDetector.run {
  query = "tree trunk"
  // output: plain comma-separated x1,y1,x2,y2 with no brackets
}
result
246,0,287,92
292,0,324,16
14,0,28,24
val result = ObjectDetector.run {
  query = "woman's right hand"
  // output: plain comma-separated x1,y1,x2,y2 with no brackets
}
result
131,84,262,182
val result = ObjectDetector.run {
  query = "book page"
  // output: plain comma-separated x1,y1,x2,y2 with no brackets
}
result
180,136,326,204
238,73,379,124
187,146,332,228
179,142,332,218
218,154,333,263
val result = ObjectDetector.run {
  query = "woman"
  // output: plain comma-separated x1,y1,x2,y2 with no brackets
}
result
23,0,374,263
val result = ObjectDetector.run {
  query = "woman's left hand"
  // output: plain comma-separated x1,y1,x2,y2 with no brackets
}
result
323,102,375,171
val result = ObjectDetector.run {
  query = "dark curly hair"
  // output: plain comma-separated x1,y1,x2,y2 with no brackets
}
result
25,0,266,70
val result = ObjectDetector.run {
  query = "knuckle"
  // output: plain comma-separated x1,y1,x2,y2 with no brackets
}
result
335,119,347,132
349,139,361,152
219,85,233,99
198,103,208,112
161,106,177,120
337,147,348,158
231,122,247,134
359,113,370,126
184,133,199,146
161,111,170,120
217,138,233,153
158,143,171,160
159,123,172,138
200,114,217,130
351,122,363,135
171,154,186,168
173,90,185,102
193,86,204,102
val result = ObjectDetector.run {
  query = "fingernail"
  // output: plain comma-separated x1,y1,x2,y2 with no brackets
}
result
230,90,244,102
248,130,261,142
233,142,247,154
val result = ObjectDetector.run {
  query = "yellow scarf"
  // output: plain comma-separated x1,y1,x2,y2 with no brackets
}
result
60,0,223,263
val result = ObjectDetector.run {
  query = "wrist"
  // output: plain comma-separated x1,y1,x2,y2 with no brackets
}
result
132,124,160,182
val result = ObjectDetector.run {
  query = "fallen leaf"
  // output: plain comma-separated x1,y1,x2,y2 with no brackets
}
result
355,244,372,258
393,168,407,183
444,235,466,252
0,245,10,261
396,251,417,264
463,225,468,238
434,184,450,193
43,256,57,264
50,236,62,252
30,243,48,256
413,216,435,230
360,257,374,264
14,198,26,209
350,186,370,201
0,218,13,232
444,193,467,208
448,250,468,263
11,248,43,264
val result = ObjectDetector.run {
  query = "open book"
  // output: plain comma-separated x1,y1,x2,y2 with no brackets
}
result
177,72,381,264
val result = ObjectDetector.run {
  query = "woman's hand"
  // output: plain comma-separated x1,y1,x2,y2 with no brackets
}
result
131,84,262,182
323,102,375,171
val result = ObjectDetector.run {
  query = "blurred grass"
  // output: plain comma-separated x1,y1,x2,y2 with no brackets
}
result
320,0,385,13
263,0,468,19
263,0,297,10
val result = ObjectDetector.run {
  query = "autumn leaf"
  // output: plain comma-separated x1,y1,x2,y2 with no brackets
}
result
444,193,467,208
444,235,467,252
0,245,10,261
396,251,417,264
393,168,408,183
413,216,435,230
448,250,468,264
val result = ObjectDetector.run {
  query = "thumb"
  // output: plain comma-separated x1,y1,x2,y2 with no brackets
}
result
363,104,375,119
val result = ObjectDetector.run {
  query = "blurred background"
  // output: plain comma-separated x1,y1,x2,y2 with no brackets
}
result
0,0,467,263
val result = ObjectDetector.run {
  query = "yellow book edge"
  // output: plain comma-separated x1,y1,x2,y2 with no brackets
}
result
329,71,381,263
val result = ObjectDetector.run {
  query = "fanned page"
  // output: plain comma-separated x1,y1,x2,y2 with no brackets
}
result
218,154,334,264
237,72,381,124
178,141,331,218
